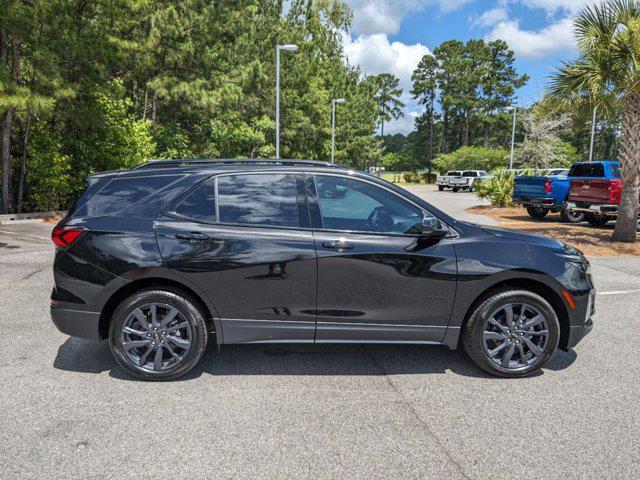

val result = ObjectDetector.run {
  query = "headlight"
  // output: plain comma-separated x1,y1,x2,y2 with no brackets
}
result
555,252,590,272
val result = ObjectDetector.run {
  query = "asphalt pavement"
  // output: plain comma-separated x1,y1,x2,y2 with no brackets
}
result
1,187,639,480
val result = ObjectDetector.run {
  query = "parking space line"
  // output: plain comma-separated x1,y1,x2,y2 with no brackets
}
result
599,289,640,296
0,229,50,240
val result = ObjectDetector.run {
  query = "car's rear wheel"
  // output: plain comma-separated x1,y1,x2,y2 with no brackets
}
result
438,185,445,191
585,213,609,227
452,187,459,192
526,206,549,219
560,204,585,223
463,290,560,378
109,288,208,380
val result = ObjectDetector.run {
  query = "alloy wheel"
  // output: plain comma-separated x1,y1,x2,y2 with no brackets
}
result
120,302,192,372
482,303,549,371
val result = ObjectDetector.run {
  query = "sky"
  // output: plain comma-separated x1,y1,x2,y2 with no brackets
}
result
341,0,590,135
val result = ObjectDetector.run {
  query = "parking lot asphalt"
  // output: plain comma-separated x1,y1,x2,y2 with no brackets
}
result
1,187,639,480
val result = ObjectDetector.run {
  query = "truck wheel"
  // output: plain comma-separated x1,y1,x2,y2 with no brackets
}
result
586,214,609,227
560,204,585,223
438,185,444,191
452,187,459,192
526,206,549,219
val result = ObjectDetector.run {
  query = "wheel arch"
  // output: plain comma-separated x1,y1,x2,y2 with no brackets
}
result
457,278,570,350
98,278,218,341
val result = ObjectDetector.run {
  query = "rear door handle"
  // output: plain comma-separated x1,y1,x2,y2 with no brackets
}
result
175,232,210,241
322,240,355,251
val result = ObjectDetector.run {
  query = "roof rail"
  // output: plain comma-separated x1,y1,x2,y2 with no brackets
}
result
132,158,348,170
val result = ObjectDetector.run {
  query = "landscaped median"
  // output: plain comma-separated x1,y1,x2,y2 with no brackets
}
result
467,205,640,256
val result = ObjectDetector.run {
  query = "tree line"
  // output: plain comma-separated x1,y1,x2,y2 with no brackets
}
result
1,0,399,213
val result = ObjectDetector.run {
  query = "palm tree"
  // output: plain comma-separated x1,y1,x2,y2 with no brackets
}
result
550,0,640,242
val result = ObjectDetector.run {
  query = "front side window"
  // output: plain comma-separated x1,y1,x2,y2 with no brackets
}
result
217,173,299,228
314,175,423,235
609,164,621,178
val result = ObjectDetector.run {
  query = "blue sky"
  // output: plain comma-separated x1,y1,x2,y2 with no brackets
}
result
342,0,589,134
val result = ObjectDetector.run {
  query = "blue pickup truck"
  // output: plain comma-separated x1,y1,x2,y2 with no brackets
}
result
512,168,585,223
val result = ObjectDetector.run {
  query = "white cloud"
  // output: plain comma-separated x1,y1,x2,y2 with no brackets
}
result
472,7,508,27
346,0,472,36
386,109,424,135
344,34,430,94
518,0,588,14
343,34,431,134
485,17,576,59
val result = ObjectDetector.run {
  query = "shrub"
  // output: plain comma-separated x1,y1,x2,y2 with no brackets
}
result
475,170,515,207
403,172,422,183
421,172,437,183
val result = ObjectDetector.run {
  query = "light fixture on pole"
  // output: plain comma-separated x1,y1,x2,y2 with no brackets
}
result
506,106,517,170
275,44,299,160
589,106,597,163
331,98,346,163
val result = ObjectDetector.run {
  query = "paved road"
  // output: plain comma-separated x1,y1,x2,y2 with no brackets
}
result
1,191,639,479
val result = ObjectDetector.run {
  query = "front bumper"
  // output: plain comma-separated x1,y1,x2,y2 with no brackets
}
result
567,202,618,217
564,288,595,350
51,306,102,341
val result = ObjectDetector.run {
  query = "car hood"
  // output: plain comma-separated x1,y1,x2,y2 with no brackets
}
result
480,225,568,250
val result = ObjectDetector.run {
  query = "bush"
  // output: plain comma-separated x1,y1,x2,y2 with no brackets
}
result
403,172,422,183
421,172,437,183
432,146,509,174
475,170,515,207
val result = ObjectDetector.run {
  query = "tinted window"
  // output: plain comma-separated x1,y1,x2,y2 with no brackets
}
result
569,163,605,178
77,175,179,217
447,171,462,176
217,174,298,227
609,164,621,178
462,171,478,177
174,178,216,222
315,175,423,235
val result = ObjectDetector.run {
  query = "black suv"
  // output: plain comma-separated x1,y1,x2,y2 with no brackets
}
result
51,159,594,380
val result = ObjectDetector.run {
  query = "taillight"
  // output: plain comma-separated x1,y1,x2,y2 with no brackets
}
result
52,227,85,248
608,180,622,203
544,178,553,194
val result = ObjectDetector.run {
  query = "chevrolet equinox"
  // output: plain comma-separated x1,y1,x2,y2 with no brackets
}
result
51,159,594,380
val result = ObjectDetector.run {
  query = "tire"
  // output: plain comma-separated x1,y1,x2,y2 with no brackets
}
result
438,185,445,191
463,289,560,378
585,214,609,227
526,206,549,219
469,185,474,192
109,288,209,381
452,187,459,192
560,204,585,223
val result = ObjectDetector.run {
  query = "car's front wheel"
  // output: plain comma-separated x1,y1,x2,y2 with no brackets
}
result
109,288,209,380
463,290,560,377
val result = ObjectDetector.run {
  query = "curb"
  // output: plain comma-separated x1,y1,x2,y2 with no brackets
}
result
0,210,67,224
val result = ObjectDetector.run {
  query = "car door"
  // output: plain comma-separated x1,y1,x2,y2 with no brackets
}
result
155,172,318,343
308,173,458,343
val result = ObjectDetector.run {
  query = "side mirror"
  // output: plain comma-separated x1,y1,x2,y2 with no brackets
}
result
421,215,448,239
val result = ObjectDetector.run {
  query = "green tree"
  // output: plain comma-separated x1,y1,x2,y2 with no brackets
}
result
370,73,404,138
550,0,640,242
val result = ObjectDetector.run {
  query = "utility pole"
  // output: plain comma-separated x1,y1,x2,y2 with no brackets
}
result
275,44,299,159
331,98,345,163
589,106,597,162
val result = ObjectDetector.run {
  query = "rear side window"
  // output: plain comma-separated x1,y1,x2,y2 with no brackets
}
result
75,175,179,217
447,171,462,176
217,174,299,228
609,164,621,178
569,163,605,178
174,178,216,222
462,171,478,177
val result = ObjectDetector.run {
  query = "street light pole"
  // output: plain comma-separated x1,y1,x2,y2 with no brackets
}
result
508,106,517,170
589,106,597,162
275,44,298,159
331,98,345,163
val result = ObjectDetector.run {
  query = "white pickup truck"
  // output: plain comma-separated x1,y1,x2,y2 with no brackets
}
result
436,171,462,191
437,170,491,192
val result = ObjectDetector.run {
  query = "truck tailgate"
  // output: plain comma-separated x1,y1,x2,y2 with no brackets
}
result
513,176,548,197
569,179,612,203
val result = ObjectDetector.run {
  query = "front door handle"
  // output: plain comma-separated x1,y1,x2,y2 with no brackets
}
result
322,240,355,251
175,232,210,241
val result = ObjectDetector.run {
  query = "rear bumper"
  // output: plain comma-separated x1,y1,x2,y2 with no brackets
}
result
512,196,557,208
51,306,102,341
567,202,618,216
